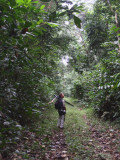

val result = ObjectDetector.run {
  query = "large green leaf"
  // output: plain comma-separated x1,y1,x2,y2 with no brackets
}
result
15,0,32,6
73,15,81,28
40,5,45,10
58,11,67,17
16,0,24,5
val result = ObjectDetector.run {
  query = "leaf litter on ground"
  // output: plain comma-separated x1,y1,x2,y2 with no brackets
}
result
4,102,120,160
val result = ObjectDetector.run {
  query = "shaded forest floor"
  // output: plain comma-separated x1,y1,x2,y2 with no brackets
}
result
6,98,120,160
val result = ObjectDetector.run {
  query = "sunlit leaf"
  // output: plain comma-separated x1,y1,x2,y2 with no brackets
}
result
40,5,45,10
46,22,58,27
37,19,44,25
58,11,67,17
32,0,39,4
16,0,24,5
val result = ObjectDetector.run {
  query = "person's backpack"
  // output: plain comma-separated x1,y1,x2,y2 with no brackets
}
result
55,98,63,110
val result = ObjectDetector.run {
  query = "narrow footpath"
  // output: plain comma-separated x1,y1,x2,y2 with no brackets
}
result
6,100,120,160
45,129,69,160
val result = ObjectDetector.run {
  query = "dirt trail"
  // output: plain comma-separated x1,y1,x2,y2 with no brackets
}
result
4,105,120,160
6,128,69,160
88,123,120,160
82,111,120,160
45,129,69,160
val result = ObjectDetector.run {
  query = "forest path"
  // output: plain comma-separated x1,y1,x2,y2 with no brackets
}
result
81,111,120,160
45,129,69,160
7,104,69,160
7,99,120,160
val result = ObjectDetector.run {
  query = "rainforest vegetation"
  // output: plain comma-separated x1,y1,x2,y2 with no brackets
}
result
0,0,120,159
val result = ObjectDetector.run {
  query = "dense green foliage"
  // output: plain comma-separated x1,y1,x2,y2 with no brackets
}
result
0,0,83,157
0,0,56,155
71,0,120,121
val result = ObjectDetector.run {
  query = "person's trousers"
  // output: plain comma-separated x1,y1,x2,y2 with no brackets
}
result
57,115,65,128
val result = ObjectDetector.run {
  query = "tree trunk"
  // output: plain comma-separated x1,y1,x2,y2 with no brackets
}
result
115,11,120,53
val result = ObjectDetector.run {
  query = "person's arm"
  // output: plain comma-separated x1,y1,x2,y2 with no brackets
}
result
63,100,66,110
48,97,56,104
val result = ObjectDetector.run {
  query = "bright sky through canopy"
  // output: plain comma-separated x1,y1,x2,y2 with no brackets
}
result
81,0,96,10
62,0,96,66
73,0,96,10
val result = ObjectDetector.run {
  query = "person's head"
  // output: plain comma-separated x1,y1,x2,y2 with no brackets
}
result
59,93,64,98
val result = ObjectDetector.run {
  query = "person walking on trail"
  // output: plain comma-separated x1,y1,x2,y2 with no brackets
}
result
48,93,66,129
